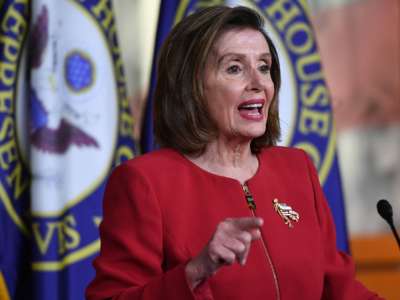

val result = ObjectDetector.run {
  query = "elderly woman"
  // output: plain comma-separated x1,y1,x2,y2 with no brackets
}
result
86,6,382,300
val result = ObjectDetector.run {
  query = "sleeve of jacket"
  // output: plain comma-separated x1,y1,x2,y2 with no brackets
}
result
304,153,384,300
85,162,213,300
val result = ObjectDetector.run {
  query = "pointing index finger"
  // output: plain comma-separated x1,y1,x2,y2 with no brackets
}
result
232,217,264,230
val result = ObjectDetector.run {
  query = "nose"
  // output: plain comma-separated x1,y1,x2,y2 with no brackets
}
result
246,68,263,92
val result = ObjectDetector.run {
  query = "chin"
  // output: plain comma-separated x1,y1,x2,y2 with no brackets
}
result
244,125,266,138
238,130,265,141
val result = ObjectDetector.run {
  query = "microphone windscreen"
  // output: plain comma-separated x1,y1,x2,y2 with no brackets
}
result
377,199,393,222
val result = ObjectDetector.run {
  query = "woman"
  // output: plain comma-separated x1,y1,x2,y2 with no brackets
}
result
86,6,382,300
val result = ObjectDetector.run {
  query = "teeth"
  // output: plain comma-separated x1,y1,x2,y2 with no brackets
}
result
240,103,263,109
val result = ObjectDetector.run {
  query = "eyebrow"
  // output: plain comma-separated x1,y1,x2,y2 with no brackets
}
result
216,52,272,65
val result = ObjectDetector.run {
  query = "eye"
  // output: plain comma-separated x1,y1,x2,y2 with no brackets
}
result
226,64,242,74
259,64,271,74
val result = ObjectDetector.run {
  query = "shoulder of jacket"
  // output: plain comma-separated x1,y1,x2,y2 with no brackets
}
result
261,145,308,161
114,148,184,173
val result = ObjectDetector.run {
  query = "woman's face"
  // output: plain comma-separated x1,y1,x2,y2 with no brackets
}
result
203,28,275,142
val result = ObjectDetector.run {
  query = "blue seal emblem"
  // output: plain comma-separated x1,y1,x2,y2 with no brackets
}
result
0,0,135,281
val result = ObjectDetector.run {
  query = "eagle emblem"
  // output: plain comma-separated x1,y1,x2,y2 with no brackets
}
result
29,5,99,154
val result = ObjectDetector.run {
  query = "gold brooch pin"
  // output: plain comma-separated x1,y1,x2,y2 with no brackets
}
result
273,199,300,228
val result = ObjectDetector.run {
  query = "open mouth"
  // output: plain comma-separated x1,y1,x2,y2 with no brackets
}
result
238,103,263,114
238,100,265,116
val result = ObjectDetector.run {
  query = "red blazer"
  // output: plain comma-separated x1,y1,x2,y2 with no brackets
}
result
86,147,382,300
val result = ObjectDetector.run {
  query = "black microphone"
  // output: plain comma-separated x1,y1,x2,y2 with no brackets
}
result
377,199,400,250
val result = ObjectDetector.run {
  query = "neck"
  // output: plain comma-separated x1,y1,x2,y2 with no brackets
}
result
204,139,252,166
187,137,258,183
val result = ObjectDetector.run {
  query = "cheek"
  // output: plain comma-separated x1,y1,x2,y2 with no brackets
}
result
204,77,243,121
210,88,240,111
266,81,275,100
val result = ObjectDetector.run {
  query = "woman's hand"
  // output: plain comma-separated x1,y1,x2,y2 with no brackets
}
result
185,217,263,290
